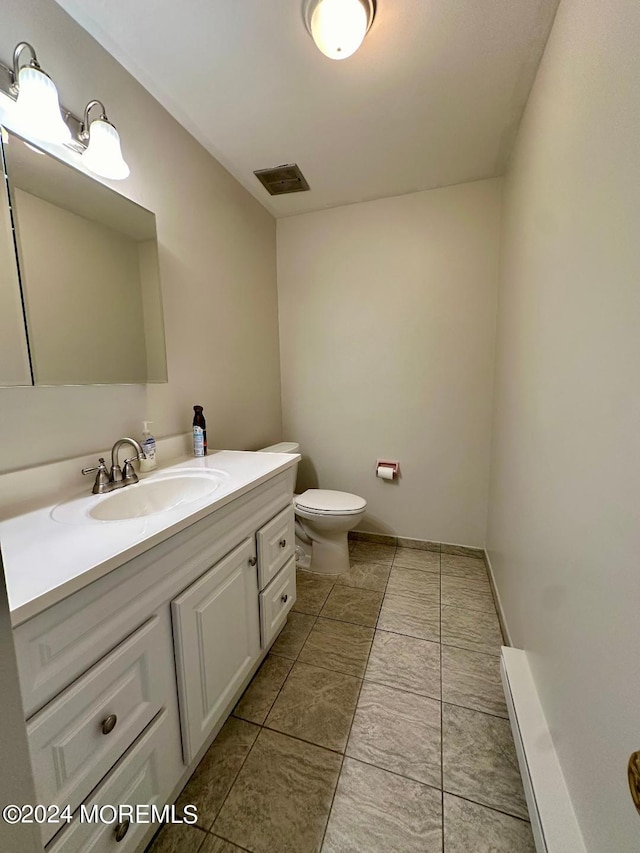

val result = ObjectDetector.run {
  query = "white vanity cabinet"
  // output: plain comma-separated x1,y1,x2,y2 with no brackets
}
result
10,464,297,853
171,537,261,763
171,505,297,762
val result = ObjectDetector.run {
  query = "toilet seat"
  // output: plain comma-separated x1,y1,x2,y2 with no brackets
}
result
294,489,367,516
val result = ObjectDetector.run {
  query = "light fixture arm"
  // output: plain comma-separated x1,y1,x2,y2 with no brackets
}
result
11,42,41,91
79,99,109,141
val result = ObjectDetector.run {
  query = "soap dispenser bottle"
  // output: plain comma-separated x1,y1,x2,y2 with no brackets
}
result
139,421,157,472
193,405,207,457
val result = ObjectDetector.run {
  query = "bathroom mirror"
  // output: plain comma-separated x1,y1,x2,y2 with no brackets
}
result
0,128,167,385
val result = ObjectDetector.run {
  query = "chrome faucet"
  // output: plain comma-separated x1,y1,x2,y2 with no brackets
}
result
82,437,145,495
110,437,144,484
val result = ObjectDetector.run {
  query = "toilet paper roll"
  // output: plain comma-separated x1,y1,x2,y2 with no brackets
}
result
377,465,395,480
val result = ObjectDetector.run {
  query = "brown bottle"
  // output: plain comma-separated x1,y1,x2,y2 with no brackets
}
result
193,405,207,457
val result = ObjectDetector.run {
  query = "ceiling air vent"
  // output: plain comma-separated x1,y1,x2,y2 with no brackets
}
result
253,163,310,195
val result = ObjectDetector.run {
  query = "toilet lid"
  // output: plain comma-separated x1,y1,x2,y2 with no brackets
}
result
295,489,367,515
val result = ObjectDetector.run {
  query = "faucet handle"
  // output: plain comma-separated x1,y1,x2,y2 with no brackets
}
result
82,458,110,494
122,456,140,484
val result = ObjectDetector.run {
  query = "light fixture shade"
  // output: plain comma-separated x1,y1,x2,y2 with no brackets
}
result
14,65,72,144
309,0,371,60
81,118,130,180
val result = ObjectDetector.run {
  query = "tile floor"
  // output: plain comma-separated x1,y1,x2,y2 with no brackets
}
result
148,543,534,853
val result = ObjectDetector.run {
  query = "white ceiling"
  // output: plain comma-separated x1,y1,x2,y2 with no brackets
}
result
54,0,559,217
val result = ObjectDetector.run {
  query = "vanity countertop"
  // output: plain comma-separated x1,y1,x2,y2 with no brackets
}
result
0,450,300,627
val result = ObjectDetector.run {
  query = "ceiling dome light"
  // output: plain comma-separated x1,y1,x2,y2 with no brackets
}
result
79,101,129,180
12,43,71,144
304,0,375,61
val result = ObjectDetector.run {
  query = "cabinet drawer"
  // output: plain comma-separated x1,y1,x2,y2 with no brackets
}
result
29,616,170,845
256,504,295,589
259,556,296,648
47,709,179,853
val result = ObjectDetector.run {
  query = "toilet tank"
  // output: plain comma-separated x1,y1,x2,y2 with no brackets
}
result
258,442,300,454
259,442,301,494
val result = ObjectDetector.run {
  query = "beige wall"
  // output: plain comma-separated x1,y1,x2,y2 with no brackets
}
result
487,0,640,849
278,179,502,546
0,0,282,471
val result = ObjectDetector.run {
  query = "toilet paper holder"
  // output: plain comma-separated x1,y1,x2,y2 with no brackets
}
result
376,460,399,480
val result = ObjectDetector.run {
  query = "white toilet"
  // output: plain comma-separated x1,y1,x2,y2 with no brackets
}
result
259,442,367,575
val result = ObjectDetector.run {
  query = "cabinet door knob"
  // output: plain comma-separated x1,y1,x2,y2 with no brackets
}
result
101,714,117,735
279,538,287,548
248,556,257,567
114,819,130,842
281,594,289,604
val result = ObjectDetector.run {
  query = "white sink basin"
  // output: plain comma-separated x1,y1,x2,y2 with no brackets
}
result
90,471,226,521
52,469,228,524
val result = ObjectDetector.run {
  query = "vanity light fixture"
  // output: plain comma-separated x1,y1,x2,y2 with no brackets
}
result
8,42,71,144
303,0,376,60
0,42,131,180
79,100,130,181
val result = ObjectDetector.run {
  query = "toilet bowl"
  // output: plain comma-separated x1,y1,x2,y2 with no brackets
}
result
258,442,367,575
294,489,367,575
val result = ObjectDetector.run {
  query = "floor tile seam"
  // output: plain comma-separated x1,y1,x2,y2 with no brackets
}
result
206,732,260,838
392,560,441,574
441,697,509,721
383,583,442,600
319,555,397,852
390,560,442,573
211,720,343,845
440,643,505,664
382,586,442,603
441,569,492,583
347,558,394,569
440,602,498,616
440,639,501,657
441,580,493,596
192,825,207,853
441,785,531,822
215,615,323,831
360,675,441,703
291,606,327,618
440,792,533,825
372,625,441,645
340,752,444,794
294,655,370,680
442,698,509,720
272,656,365,687
335,579,389,594
206,829,253,852
350,557,394,567
310,613,377,636
259,720,350,756
373,625,441,642
317,609,381,630
266,612,321,713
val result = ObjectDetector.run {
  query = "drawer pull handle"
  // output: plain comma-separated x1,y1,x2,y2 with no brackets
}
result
248,556,257,567
281,594,289,604
101,714,118,735
114,819,130,842
279,539,287,548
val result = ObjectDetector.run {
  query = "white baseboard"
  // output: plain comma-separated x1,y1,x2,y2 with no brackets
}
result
501,647,586,853
483,548,512,646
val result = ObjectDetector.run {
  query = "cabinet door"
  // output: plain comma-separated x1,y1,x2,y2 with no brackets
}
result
172,538,260,762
